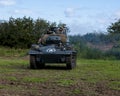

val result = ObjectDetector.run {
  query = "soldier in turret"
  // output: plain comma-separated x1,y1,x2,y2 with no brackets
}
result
38,27,54,44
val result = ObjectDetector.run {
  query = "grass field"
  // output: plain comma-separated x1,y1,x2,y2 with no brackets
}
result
0,56,120,96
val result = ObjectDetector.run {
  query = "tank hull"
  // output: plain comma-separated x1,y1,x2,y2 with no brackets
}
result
29,49,76,63
29,45,77,69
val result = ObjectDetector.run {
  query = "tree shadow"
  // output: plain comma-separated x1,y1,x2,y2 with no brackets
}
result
44,65,68,70
26,64,69,70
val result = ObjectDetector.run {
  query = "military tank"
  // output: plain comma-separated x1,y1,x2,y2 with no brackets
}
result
29,27,77,69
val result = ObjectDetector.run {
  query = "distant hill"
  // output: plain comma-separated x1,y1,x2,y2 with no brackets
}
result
69,33,120,51
87,42,113,51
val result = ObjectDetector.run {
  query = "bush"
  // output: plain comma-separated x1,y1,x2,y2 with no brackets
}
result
105,48,120,59
85,48,104,59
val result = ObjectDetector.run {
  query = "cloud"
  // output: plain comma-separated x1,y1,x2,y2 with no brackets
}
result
64,8,75,17
64,8,115,35
69,22,108,35
14,9,33,15
68,20,94,35
0,0,16,6
115,11,120,18
64,7,94,18
67,14,110,35
64,7,79,17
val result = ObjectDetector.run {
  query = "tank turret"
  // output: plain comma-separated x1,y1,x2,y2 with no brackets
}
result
40,27,67,44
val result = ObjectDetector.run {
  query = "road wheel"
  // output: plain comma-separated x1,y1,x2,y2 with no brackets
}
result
30,55,37,69
66,55,76,69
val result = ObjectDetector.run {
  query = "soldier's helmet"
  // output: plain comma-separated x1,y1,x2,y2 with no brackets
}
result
58,27,64,33
47,28,53,34
47,27,57,34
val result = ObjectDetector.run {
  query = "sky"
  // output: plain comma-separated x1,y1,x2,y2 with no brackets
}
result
0,0,120,35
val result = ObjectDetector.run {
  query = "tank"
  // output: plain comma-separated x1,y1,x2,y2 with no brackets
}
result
29,27,77,69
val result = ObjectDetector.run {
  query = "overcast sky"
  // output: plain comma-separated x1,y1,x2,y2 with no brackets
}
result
0,0,120,35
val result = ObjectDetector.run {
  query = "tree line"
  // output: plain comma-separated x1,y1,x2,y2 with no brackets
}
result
0,17,65,48
0,16,120,59
69,19,120,59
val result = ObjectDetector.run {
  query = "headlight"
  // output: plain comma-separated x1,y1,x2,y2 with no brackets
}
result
31,45,40,50
61,47,66,51
63,47,66,51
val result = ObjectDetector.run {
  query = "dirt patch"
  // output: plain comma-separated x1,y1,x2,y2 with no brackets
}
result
0,78,120,96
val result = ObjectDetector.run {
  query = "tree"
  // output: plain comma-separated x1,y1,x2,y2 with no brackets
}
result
107,19,120,34
107,19,120,44
0,17,67,48
33,18,50,38
0,17,35,48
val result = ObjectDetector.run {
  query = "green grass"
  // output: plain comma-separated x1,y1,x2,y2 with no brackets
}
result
0,57,120,95
23,77,48,83
0,85,6,89
109,81,120,90
72,89,82,94
57,79,75,86
0,46,28,57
